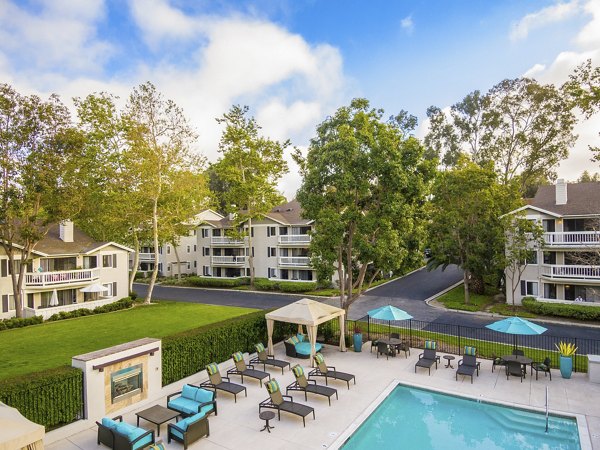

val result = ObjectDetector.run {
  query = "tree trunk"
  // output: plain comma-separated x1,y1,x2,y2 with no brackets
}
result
463,270,471,305
128,233,140,294
247,217,255,289
470,274,485,295
337,249,345,310
172,243,181,281
6,249,28,318
145,197,160,304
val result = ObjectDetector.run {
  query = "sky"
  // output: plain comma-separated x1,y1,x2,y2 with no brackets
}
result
1,0,599,197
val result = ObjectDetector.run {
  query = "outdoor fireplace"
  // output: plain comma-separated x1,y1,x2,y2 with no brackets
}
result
110,364,143,404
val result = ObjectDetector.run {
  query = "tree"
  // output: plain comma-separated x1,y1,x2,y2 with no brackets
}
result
0,84,83,317
427,159,521,304
425,78,577,194
125,82,207,303
503,217,545,308
294,98,434,312
577,170,600,183
211,105,289,289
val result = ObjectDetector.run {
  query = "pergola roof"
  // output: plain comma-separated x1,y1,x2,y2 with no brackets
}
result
0,402,44,450
265,298,345,326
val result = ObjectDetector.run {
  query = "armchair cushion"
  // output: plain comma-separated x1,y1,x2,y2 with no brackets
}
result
296,333,305,342
195,388,213,403
181,384,197,400
101,417,118,430
177,411,206,432
168,397,200,415
200,404,214,416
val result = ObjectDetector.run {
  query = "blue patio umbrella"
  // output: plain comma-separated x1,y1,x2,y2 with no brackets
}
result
485,316,547,349
367,305,413,338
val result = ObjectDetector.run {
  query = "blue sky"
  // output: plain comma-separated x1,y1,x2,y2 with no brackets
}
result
0,0,598,196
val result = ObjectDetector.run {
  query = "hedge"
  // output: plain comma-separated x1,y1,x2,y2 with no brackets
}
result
0,366,83,430
46,297,133,322
522,297,600,320
161,310,296,385
183,276,250,288
252,278,317,292
0,315,43,331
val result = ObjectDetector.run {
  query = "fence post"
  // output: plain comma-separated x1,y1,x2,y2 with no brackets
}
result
574,337,578,373
367,316,370,341
458,325,461,354
409,319,413,347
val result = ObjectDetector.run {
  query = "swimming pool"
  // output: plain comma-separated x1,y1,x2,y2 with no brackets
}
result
340,384,581,450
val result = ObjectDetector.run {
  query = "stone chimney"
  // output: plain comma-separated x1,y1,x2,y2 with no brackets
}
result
59,220,74,242
555,179,568,205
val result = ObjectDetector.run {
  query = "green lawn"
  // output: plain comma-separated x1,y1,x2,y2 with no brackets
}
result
436,285,536,317
0,301,258,380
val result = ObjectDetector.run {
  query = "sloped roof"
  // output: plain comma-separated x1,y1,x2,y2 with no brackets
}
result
265,298,345,326
266,199,312,225
530,182,600,216
30,224,131,256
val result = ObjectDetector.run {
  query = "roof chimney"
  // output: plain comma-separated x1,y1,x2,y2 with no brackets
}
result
555,179,568,205
59,220,74,242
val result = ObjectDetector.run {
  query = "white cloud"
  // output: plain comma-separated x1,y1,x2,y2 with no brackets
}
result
400,15,414,35
575,0,600,48
510,1,580,42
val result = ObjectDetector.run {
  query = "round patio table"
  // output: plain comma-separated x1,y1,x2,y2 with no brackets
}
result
501,355,533,377
259,410,275,433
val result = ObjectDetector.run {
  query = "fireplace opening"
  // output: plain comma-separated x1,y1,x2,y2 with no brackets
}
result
111,364,143,404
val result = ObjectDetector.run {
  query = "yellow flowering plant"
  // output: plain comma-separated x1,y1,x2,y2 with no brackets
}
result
555,342,577,356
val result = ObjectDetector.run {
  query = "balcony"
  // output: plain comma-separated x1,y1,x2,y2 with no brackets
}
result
278,256,310,267
211,237,247,246
23,297,117,320
278,235,311,245
138,253,154,261
541,264,600,281
24,269,100,288
211,256,246,266
543,231,600,247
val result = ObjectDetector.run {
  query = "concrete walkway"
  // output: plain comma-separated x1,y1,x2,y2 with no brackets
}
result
45,343,599,449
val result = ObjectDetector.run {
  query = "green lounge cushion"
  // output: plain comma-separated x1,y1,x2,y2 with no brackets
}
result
266,379,280,394
101,417,118,430
289,335,300,345
181,384,198,400
255,343,265,353
539,363,548,370
148,443,166,450
425,340,436,350
295,342,322,355
232,351,244,362
292,364,304,378
206,362,219,375
168,397,200,415
195,388,213,403
464,346,476,356
314,353,325,365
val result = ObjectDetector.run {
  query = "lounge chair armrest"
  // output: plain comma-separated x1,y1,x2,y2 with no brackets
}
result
221,375,233,382
112,415,123,422
226,367,239,375
282,394,294,402
418,353,425,360
167,391,182,402
327,365,336,371
436,356,440,362
246,363,256,369
266,354,275,360
457,359,464,366
306,379,317,385
130,429,154,446
476,362,481,369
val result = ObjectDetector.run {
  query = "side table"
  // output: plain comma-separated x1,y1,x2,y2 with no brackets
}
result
443,355,455,369
259,410,276,433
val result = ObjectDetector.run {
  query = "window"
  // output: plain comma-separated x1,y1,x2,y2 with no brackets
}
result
520,280,538,297
203,266,211,276
159,247,163,254
203,247,210,256
103,283,117,297
267,247,271,257
542,219,555,232
543,252,557,265
102,254,117,268
251,227,254,237
158,263,163,273
0,259,7,277
544,283,557,299
187,262,191,270
269,268,277,278
83,256,97,269
193,245,197,252
267,226,276,237
167,246,171,254
194,261,197,268
167,264,171,272
213,229,221,237
279,227,288,235
270,247,276,257
201,229,209,238
525,252,538,265
187,245,191,253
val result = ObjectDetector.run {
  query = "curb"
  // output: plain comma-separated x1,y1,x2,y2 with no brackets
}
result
425,282,600,329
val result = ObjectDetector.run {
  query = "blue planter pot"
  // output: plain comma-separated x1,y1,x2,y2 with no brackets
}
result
353,333,363,352
560,355,573,379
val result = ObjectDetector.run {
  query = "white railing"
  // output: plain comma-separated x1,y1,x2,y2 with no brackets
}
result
278,235,311,245
543,231,600,246
211,256,246,265
23,297,118,320
138,253,154,261
211,237,247,246
278,257,310,266
24,269,100,287
541,264,600,280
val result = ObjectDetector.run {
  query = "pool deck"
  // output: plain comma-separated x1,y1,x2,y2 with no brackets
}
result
46,342,600,450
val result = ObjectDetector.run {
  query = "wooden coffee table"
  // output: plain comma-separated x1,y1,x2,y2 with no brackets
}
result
136,405,179,437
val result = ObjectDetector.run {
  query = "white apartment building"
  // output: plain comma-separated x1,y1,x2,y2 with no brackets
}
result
0,221,132,320
505,180,600,305
197,200,317,282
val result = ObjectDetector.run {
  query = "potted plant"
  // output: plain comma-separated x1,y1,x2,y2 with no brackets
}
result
555,342,577,379
353,325,363,352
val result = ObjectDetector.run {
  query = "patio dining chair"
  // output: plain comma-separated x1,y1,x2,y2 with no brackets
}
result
505,360,525,382
377,342,396,360
531,357,552,381
512,349,525,356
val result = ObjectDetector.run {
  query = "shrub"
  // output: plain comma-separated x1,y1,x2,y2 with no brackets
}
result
46,298,133,322
183,276,249,288
161,310,296,385
522,297,600,321
134,271,146,280
279,281,317,293
129,291,138,301
0,315,43,331
0,366,83,430
253,278,277,291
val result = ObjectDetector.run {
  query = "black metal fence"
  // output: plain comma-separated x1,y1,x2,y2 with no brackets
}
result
319,316,600,373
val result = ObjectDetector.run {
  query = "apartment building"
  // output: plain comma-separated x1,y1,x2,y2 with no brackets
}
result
197,200,317,282
505,180,600,305
0,221,131,320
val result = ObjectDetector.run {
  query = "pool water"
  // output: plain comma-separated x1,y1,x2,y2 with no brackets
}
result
341,385,580,450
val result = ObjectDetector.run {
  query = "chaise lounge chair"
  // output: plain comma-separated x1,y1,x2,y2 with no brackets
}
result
200,362,247,402
308,353,356,389
455,346,481,384
414,340,440,375
286,364,338,406
250,343,291,374
259,379,315,427
227,351,271,387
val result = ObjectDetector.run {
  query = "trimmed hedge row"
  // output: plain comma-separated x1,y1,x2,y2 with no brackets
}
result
0,366,83,430
253,278,317,292
166,276,318,293
522,297,600,320
162,310,296,385
0,315,43,331
183,276,249,288
46,297,133,322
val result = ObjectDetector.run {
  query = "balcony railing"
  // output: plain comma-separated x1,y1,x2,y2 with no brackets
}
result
543,231,600,246
23,297,117,320
278,235,311,245
24,269,100,287
278,257,310,266
138,253,154,261
211,256,246,265
541,264,600,280
211,237,247,246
